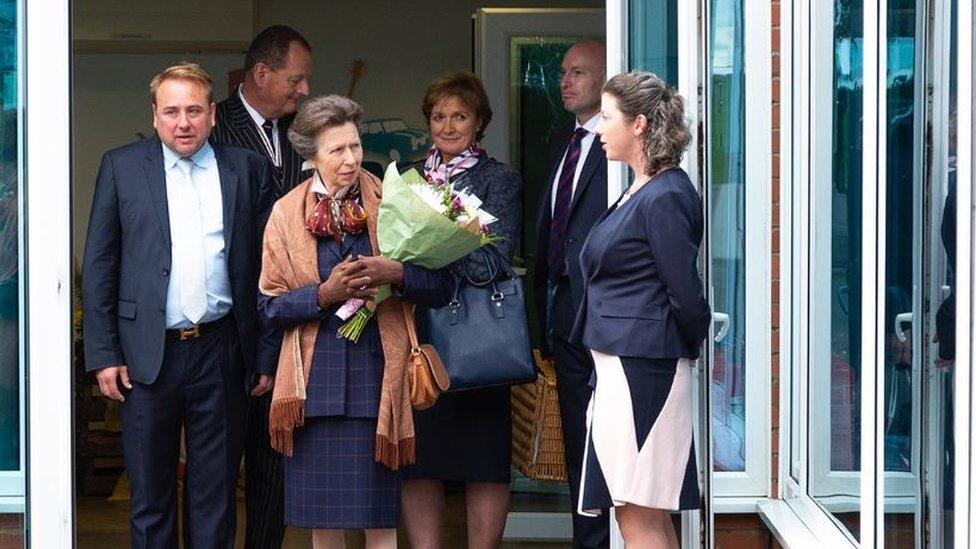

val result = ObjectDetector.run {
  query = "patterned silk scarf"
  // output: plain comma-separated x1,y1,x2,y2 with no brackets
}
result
423,144,484,186
305,172,368,242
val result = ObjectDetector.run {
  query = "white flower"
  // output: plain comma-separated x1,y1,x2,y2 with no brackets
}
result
410,183,448,215
455,188,497,225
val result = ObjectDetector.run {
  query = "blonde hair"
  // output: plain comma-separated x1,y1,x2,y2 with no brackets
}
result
603,71,690,176
149,63,214,104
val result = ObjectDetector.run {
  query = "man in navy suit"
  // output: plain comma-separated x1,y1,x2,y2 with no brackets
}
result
209,25,312,549
533,41,610,549
83,63,275,548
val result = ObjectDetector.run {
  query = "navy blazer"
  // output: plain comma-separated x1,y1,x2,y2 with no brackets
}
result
258,230,452,417
571,168,711,359
534,122,609,342
82,136,277,383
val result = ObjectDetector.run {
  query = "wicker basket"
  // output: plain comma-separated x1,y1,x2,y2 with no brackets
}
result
511,350,567,482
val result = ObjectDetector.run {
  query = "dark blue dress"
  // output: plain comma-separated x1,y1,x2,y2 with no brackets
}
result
404,157,524,483
258,230,451,529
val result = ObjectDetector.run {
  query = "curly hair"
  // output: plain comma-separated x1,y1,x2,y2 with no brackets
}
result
603,72,690,176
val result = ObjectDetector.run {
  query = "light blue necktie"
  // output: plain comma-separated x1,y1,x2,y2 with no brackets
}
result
175,158,207,324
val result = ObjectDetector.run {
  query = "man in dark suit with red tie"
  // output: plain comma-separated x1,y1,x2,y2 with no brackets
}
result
533,41,610,549
209,25,313,549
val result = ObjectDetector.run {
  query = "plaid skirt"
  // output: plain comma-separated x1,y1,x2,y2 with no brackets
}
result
283,417,400,529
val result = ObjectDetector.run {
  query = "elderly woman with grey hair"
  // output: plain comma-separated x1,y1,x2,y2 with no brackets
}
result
570,72,710,548
257,94,452,549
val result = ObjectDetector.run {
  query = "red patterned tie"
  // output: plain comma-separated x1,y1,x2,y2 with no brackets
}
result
547,127,589,281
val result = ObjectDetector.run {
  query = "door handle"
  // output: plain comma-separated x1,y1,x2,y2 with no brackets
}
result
895,312,914,343
712,312,730,343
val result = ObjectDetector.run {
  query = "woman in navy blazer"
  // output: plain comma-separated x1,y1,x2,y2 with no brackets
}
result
570,72,711,548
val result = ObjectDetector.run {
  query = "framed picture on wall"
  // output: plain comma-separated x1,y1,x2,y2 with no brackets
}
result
473,6,604,339
473,6,604,265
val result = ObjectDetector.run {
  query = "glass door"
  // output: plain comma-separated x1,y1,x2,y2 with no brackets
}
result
881,0,925,545
617,0,709,546
923,2,958,546
888,0,961,547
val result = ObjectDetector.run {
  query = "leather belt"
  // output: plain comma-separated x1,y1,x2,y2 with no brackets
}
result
166,314,232,341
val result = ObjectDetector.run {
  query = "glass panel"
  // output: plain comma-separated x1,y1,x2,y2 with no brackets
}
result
708,0,747,473
628,0,678,85
809,0,863,539
883,0,922,545
0,0,21,478
923,0,958,547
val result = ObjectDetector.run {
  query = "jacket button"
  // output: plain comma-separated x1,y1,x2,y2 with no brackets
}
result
162,268,169,276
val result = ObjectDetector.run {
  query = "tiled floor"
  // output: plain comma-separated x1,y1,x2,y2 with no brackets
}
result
76,492,573,548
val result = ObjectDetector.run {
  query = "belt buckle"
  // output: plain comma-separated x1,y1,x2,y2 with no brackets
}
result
178,326,201,340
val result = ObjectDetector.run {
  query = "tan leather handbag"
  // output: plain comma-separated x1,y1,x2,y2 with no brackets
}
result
403,303,450,409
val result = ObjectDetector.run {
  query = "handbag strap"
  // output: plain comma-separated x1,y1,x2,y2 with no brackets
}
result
461,247,500,286
402,302,420,352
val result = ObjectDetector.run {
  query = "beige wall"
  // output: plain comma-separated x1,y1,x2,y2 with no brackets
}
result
73,53,242,251
72,0,602,251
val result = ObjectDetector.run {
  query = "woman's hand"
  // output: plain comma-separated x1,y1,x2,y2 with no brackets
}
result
317,256,377,307
342,256,405,289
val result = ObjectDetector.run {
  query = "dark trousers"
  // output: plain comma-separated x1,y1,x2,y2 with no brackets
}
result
120,318,245,549
553,333,610,549
243,390,286,548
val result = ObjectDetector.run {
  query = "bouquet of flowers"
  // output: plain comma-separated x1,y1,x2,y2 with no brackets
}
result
336,162,500,342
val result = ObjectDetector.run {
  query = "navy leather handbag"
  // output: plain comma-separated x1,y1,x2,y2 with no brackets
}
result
424,248,537,392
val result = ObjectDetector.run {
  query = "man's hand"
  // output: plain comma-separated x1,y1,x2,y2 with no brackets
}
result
96,365,132,402
251,374,274,396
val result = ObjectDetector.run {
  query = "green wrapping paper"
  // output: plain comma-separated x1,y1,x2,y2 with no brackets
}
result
338,163,491,341
376,162,483,269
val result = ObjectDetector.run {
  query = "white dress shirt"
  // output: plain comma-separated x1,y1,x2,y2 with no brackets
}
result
162,142,233,329
238,85,281,167
550,113,601,214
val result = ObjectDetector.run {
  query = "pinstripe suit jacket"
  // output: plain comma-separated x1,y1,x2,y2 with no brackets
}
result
211,91,309,198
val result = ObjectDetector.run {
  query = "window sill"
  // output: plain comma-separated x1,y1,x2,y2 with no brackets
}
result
758,498,857,549
0,496,24,513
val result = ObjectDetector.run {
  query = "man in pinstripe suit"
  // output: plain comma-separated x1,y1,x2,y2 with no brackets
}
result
210,25,313,548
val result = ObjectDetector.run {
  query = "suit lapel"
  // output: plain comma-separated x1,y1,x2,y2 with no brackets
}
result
214,146,239,254
535,125,572,239
570,141,605,210
143,138,172,249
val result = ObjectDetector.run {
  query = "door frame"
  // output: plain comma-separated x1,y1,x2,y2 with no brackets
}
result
24,0,75,546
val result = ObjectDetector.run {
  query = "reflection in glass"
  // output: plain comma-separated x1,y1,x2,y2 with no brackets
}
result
628,0,677,85
928,1,957,546
708,0,746,473
816,0,864,538
883,0,920,545
0,0,19,474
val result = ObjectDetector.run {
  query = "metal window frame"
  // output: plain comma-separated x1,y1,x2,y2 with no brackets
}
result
0,0,27,511
24,0,74,546
954,0,974,544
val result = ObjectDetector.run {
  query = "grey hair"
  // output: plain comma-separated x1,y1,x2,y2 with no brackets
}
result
287,95,364,160
603,72,690,176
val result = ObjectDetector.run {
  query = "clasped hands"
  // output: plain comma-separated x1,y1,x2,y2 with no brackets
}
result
317,255,404,308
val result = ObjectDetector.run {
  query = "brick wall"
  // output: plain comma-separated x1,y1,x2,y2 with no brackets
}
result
0,514,22,549
769,0,782,499
716,514,781,548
